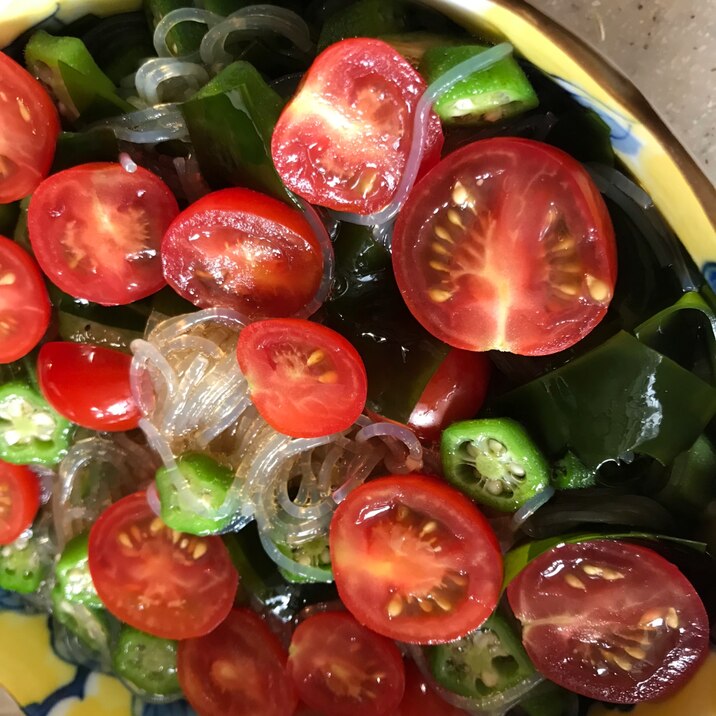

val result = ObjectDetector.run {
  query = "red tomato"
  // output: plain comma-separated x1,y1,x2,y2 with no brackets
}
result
271,38,443,215
397,660,470,716
330,474,502,644
0,461,40,545
0,52,59,203
392,138,617,356
88,492,238,639
408,349,491,443
507,540,709,703
236,318,367,438
178,608,297,716
37,342,140,432
162,188,324,319
28,162,179,305
0,235,50,363
287,611,405,716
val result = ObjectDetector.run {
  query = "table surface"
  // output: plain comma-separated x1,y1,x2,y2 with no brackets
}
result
527,0,716,184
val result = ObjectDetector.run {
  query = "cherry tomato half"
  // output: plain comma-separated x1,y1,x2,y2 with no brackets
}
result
272,38,443,215
88,492,238,639
37,342,140,432
408,349,491,443
0,235,50,363
28,162,179,305
0,461,40,545
392,138,617,356
330,474,502,644
236,318,367,438
397,659,470,716
162,188,324,320
287,611,405,716
507,540,709,703
178,608,297,716
0,52,59,203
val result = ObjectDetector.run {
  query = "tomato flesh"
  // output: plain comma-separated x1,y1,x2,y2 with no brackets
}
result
162,188,324,320
179,608,297,716
397,659,470,716
237,318,367,438
507,540,709,703
287,611,405,716
392,138,617,356
0,460,40,545
0,52,59,203
88,492,238,639
408,349,491,443
271,38,443,215
0,235,50,364
330,474,502,644
28,162,179,306
37,342,140,432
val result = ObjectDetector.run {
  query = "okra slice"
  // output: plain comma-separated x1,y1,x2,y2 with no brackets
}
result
55,531,102,609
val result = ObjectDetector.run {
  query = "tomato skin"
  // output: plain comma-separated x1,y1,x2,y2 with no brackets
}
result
408,349,491,443
0,52,59,203
178,608,297,716
271,38,443,215
330,474,502,644
392,138,617,356
0,235,50,363
397,660,470,716
287,611,405,716
0,461,40,545
161,188,324,320
236,318,367,438
28,162,179,306
88,492,238,640
37,342,140,432
507,540,709,703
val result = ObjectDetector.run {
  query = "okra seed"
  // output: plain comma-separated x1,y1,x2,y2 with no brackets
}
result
486,480,503,495
487,439,506,456
509,463,526,477
466,442,480,458
481,669,500,688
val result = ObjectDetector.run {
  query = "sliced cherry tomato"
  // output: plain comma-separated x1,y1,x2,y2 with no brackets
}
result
178,608,297,716
0,461,40,545
162,188,324,320
28,162,179,305
330,474,502,644
288,611,405,716
507,540,709,703
0,52,59,203
271,38,443,215
37,342,140,432
408,349,491,443
0,235,50,363
397,660,470,716
88,492,238,639
392,138,617,356
236,318,367,438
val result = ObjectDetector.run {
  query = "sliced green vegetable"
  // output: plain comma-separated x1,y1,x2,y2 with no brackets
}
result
155,452,234,535
427,612,534,701
318,0,407,50
182,61,289,200
112,625,181,700
493,330,716,470
550,451,596,491
441,419,550,512
420,45,538,124
51,129,119,173
0,530,49,593
24,31,133,123
277,535,333,583
51,585,112,660
55,532,102,609
145,0,207,58
0,382,74,466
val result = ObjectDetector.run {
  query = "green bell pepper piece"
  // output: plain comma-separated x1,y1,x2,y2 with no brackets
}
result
420,45,538,124
0,382,74,466
0,530,48,593
145,0,207,58
182,61,289,200
427,612,534,704
51,584,112,659
155,452,235,535
51,129,119,173
493,330,716,470
55,532,102,609
318,0,407,50
550,451,596,491
441,418,550,512
277,535,333,584
112,625,181,699
24,31,133,124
